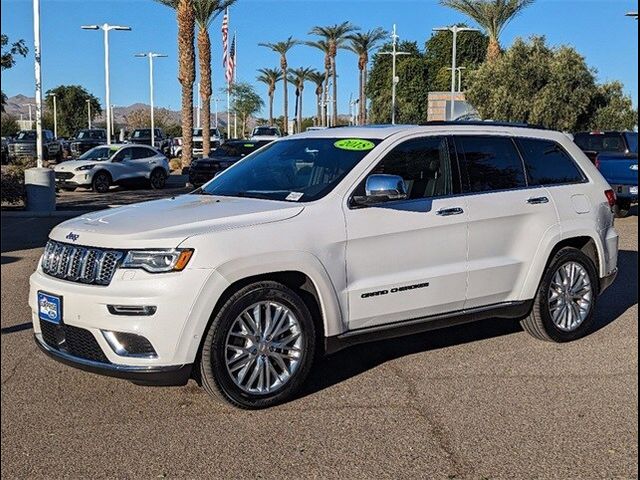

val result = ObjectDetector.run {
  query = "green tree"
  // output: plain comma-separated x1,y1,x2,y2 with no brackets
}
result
230,82,264,137
1,114,20,137
288,67,316,133
586,82,638,131
424,26,488,91
44,85,102,138
1,34,28,112
466,36,637,131
366,41,430,124
305,39,331,126
256,67,283,125
307,70,326,125
440,0,535,61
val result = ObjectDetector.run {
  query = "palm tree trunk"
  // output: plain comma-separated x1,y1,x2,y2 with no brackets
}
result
358,67,364,125
323,68,330,126
198,28,212,157
298,86,303,132
316,90,322,126
487,37,501,62
362,67,368,124
177,0,195,168
281,57,288,134
293,87,299,133
268,91,274,125
331,56,338,126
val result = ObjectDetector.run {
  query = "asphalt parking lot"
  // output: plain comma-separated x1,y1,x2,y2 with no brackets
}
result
1,196,637,479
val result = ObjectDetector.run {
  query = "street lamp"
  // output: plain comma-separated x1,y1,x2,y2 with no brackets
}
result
212,97,223,128
447,66,467,92
82,23,131,145
86,99,92,128
433,25,479,120
135,52,167,148
378,24,410,125
51,93,57,138
626,11,638,20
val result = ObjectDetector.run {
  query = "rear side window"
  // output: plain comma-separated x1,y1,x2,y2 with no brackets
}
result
132,147,155,159
456,136,526,192
518,138,585,186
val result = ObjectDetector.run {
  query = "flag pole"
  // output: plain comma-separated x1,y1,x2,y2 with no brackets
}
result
233,31,237,139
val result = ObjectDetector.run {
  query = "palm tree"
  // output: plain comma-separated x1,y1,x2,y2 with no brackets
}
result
306,40,331,126
156,0,196,167
307,71,325,126
288,67,316,133
440,0,535,61
259,37,299,134
256,67,282,125
194,0,235,157
346,28,387,125
309,22,359,126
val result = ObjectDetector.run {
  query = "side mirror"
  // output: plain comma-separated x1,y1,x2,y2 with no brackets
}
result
354,174,408,205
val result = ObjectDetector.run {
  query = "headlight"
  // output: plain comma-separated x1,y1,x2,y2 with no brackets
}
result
75,164,96,171
121,249,193,273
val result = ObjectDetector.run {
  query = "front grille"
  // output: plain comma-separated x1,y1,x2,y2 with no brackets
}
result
40,319,110,363
41,240,123,286
55,172,74,180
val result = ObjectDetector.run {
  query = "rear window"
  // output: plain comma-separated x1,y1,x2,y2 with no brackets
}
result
518,138,585,186
457,136,527,192
574,133,626,153
624,132,638,154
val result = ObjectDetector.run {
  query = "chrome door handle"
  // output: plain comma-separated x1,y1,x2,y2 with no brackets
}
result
527,196,549,205
437,207,464,216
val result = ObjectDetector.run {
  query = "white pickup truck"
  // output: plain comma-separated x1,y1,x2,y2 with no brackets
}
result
30,123,619,408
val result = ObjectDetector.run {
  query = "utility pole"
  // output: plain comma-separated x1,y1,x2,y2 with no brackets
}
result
196,82,201,129
135,52,167,148
433,25,479,120
82,23,131,144
52,94,58,138
378,24,410,125
87,99,92,128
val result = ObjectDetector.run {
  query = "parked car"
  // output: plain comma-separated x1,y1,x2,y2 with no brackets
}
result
573,131,638,164
594,152,638,217
250,125,282,141
7,130,62,163
188,139,272,187
69,129,107,158
193,128,223,157
53,144,169,193
30,123,619,409
127,128,172,155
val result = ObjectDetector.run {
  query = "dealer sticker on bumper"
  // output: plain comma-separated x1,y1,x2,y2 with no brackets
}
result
38,291,61,324
630,186,638,196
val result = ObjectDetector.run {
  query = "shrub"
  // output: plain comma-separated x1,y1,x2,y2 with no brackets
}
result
169,158,182,172
1,166,26,205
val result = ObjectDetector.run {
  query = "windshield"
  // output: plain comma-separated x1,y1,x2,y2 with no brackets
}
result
77,130,105,140
574,133,627,153
132,129,151,138
198,138,380,202
16,131,36,141
253,127,279,137
79,146,115,161
624,132,638,154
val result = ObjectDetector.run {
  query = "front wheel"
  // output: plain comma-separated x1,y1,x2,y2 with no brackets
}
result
200,281,316,409
521,247,598,342
149,169,167,189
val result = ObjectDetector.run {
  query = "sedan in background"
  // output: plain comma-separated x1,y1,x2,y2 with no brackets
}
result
188,140,272,187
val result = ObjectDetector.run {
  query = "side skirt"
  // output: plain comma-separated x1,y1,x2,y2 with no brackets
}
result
324,300,534,355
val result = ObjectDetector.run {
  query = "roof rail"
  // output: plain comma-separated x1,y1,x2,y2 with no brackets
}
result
418,120,548,130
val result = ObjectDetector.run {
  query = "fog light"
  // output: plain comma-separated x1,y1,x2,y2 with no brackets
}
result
102,330,157,358
107,305,157,316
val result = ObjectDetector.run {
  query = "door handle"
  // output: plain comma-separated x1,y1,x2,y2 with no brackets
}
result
527,196,549,205
436,207,465,216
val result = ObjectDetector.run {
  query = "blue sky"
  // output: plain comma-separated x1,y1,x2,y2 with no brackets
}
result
1,0,638,118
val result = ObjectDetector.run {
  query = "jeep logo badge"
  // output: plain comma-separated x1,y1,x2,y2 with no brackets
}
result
65,232,79,242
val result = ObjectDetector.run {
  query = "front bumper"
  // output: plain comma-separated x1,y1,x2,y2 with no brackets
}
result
34,333,192,385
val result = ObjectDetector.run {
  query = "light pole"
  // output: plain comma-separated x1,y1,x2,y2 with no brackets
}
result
447,66,467,92
110,104,115,139
28,104,33,125
626,11,638,20
86,99,92,128
433,25,479,120
82,23,131,144
378,24,410,125
196,82,202,129
32,0,43,167
135,52,167,148
51,94,58,138
212,97,223,128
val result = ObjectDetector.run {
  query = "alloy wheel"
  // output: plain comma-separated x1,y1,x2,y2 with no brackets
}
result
548,261,593,332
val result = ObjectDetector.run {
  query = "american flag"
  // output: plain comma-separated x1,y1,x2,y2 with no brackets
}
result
226,33,236,84
221,9,229,71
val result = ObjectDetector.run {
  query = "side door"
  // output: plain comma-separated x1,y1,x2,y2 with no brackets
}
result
129,146,159,178
109,146,137,181
455,134,559,309
343,135,470,330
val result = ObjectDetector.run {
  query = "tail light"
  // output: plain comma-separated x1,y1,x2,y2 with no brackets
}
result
605,189,617,208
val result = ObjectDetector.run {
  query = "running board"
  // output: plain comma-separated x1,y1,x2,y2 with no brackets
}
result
324,300,534,355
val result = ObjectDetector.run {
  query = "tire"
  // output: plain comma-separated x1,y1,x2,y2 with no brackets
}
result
521,247,598,342
200,281,316,409
613,200,631,218
92,171,111,193
149,168,167,190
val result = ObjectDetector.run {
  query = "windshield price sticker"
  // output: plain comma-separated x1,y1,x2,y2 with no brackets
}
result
334,139,375,151
286,192,304,202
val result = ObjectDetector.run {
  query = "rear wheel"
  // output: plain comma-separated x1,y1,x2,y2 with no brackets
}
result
92,171,111,193
613,200,631,218
149,168,167,189
521,247,598,342
200,281,316,409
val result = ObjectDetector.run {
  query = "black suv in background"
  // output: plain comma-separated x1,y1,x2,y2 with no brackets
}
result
127,128,172,155
69,129,107,157
188,140,272,187
7,130,62,163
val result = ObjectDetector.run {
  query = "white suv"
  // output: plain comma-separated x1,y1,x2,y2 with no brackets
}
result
30,124,619,408
54,144,170,193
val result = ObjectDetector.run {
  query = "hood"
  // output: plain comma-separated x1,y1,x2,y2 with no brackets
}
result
54,160,107,171
49,194,305,248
